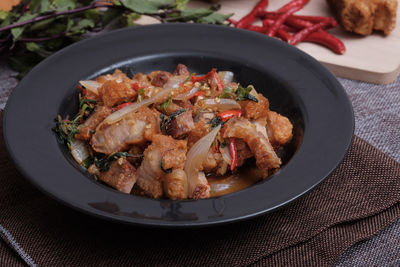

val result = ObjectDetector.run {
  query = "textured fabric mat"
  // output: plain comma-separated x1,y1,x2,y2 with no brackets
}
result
1,111,400,266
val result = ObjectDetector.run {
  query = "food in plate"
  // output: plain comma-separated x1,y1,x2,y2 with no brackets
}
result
327,0,398,36
53,64,293,200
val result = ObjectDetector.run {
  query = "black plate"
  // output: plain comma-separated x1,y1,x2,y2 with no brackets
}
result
3,24,354,228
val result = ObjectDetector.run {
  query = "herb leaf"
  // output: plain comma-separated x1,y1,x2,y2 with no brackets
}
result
236,85,258,102
161,97,172,111
209,116,225,129
94,152,132,172
120,0,175,14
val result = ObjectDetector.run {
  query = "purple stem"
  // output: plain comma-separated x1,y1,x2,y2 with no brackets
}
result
0,2,111,33
21,0,32,15
19,33,65,42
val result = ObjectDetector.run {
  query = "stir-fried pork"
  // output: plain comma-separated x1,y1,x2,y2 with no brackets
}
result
98,157,137,193
91,106,159,154
136,134,187,198
75,106,112,140
222,117,281,178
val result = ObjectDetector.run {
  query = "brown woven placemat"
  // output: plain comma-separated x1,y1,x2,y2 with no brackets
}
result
1,111,400,267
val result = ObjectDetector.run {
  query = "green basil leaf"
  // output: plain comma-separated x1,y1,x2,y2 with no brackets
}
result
197,12,233,24
120,0,175,14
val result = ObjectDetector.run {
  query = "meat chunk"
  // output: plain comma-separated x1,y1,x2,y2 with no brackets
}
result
98,157,137,193
236,139,253,167
164,169,187,200
96,69,131,84
75,106,112,140
91,106,160,154
136,134,187,198
174,64,189,76
149,71,172,87
190,172,210,199
203,149,229,176
327,0,397,36
166,110,195,139
187,120,211,149
267,111,293,148
222,117,281,178
239,94,270,120
99,80,137,107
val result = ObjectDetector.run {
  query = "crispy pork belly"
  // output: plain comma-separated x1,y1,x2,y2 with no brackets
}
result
99,80,137,107
202,148,229,176
164,169,187,200
98,157,137,193
267,111,293,148
149,71,172,87
239,94,270,120
187,120,211,149
136,134,187,198
191,172,211,199
75,106,112,140
166,110,195,139
174,64,189,76
222,117,281,178
91,106,159,154
327,0,397,36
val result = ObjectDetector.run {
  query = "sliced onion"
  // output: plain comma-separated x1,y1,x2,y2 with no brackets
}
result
184,125,221,197
220,145,232,165
103,75,186,124
70,139,89,164
173,86,199,101
200,98,241,112
218,71,234,84
79,80,101,95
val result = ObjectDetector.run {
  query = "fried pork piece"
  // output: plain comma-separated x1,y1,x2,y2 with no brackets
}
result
221,117,281,178
187,119,211,149
136,134,187,199
75,106,112,140
91,106,160,154
267,111,293,148
203,148,229,176
174,64,190,76
99,80,137,107
239,94,270,120
148,71,172,87
166,110,195,139
327,0,398,36
97,157,138,194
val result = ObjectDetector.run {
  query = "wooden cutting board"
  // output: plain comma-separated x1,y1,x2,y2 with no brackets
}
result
189,0,400,84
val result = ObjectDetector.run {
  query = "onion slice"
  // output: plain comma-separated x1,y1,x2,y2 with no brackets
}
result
200,98,241,112
70,139,89,164
220,145,232,165
173,86,199,101
79,80,101,95
103,75,186,124
218,71,234,84
184,125,221,197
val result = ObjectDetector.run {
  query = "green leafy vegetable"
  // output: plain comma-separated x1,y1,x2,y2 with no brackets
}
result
236,85,258,102
137,88,145,102
94,152,132,172
1,0,232,78
209,116,225,129
160,149,173,173
160,97,172,111
219,87,235,99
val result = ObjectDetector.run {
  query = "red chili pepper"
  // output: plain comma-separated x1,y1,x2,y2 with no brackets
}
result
115,102,133,111
131,82,140,91
290,15,338,26
227,18,238,25
266,5,301,37
276,0,309,13
187,90,204,100
191,68,223,91
305,30,346,55
229,138,238,171
246,25,269,33
236,0,269,29
262,19,296,32
291,21,328,45
217,110,242,122
194,91,203,97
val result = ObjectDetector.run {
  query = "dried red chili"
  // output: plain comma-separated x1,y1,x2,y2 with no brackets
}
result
236,0,269,29
229,138,238,171
217,110,242,122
